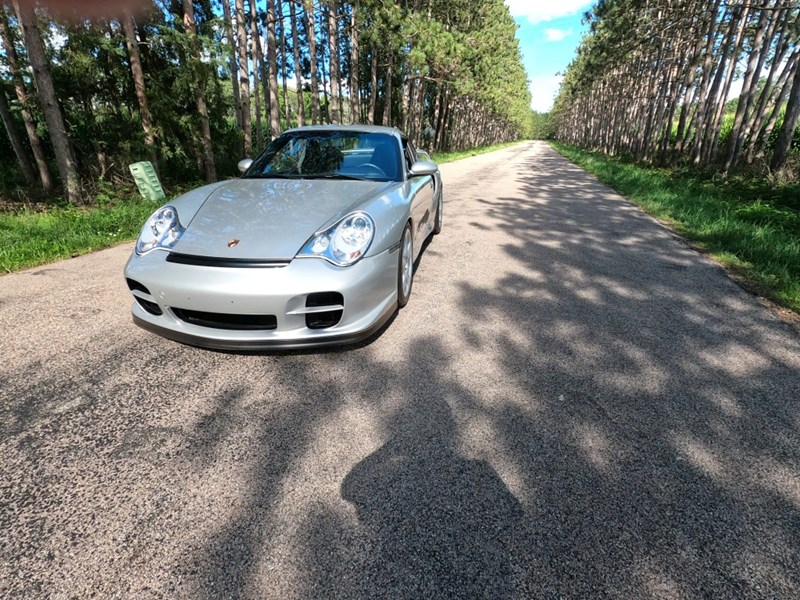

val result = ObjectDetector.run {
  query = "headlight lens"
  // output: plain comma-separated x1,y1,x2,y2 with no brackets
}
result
135,205,185,255
298,211,375,266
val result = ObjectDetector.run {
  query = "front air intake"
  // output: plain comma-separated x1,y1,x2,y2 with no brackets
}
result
305,292,344,329
127,279,162,315
172,308,277,331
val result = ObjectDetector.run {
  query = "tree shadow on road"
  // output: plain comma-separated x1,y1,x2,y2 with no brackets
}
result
4,144,800,599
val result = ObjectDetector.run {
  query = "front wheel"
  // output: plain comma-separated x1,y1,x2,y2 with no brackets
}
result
433,193,443,235
397,223,414,308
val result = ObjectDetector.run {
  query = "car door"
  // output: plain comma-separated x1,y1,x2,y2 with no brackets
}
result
403,138,435,256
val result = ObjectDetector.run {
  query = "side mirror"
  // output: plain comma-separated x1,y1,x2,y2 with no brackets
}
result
409,160,438,177
238,158,253,173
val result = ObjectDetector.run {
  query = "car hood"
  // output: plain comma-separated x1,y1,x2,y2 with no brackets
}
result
173,178,390,260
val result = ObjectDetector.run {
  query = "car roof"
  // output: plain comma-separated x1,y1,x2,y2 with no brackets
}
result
283,124,405,139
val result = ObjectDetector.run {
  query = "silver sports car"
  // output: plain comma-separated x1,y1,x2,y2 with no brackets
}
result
124,125,443,349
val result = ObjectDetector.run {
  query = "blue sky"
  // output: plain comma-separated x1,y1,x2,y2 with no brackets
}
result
505,1,594,113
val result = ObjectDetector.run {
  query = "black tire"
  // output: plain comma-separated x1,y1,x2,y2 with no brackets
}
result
397,223,414,308
433,193,443,235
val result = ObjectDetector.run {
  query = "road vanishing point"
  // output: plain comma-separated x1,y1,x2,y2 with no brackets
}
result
1,142,799,598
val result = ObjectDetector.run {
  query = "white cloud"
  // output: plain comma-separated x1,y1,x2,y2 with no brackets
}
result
529,75,564,113
506,0,591,25
545,28,572,42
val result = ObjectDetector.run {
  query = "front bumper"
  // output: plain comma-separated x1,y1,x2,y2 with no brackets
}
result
123,247,399,350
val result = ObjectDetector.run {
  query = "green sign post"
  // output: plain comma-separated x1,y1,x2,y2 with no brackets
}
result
129,161,166,202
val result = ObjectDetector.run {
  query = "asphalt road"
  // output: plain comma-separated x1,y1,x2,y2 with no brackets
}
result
2,141,799,599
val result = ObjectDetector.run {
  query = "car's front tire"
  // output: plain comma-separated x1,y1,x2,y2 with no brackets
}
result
433,193,443,235
397,223,414,308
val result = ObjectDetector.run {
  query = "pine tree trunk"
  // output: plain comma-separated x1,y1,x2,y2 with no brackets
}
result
13,0,80,203
349,2,359,123
771,61,800,172
221,0,242,128
748,48,800,163
743,9,798,163
235,0,252,155
383,54,393,126
278,0,290,128
327,0,341,122
368,46,377,124
0,86,35,184
122,12,159,173
289,0,305,126
0,6,51,191
724,4,776,172
249,0,263,150
753,55,798,161
304,0,321,124
182,0,216,181
265,0,280,137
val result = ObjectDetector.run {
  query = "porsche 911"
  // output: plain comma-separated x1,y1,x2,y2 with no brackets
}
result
123,125,443,350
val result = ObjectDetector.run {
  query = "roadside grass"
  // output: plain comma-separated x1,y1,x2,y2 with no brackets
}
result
551,142,800,313
431,140,524,164
0,197,161,273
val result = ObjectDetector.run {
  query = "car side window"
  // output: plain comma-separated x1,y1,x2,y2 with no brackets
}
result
402,139,417,173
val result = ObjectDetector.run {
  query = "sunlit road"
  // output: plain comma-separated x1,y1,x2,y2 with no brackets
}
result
2,142,799,598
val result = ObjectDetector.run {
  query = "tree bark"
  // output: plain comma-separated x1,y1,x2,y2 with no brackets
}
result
182,0,216,181
122,12,159,173
13,0,80,203
221,0,242,128
349,1,359,123
724,3,776,172
235,0,251,155
327,0,341,122
0,86,35,184
304,0,320,124
0,6,51,191
289,0,304,126
382,53,393,126
368,45,377,124
278,0,290,128
771,59,800,172
266,0,281,137
249,0,263,149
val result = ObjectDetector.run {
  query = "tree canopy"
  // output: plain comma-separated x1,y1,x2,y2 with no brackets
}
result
0,0,534,203
552,0,800,176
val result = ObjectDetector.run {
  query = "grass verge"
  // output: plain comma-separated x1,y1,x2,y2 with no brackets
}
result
551,142,800,313
0,198,160,273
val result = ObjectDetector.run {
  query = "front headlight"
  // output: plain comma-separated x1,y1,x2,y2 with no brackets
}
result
135,205,185,255
298,211,375,266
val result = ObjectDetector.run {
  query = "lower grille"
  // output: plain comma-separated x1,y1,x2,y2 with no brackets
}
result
172,308,277,331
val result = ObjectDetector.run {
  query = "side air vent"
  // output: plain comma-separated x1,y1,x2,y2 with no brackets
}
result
126,278,150,294
305,292,344,329
127,279,163,315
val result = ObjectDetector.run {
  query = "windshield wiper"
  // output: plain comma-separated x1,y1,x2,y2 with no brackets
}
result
242,172,300,179
306,173,372,181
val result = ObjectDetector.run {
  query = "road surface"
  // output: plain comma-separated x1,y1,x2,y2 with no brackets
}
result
2,142,799,598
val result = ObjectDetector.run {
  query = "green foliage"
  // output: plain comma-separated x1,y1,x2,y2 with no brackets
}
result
529,112,554,140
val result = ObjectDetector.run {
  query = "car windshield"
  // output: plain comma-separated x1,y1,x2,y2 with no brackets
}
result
243,131,402,182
